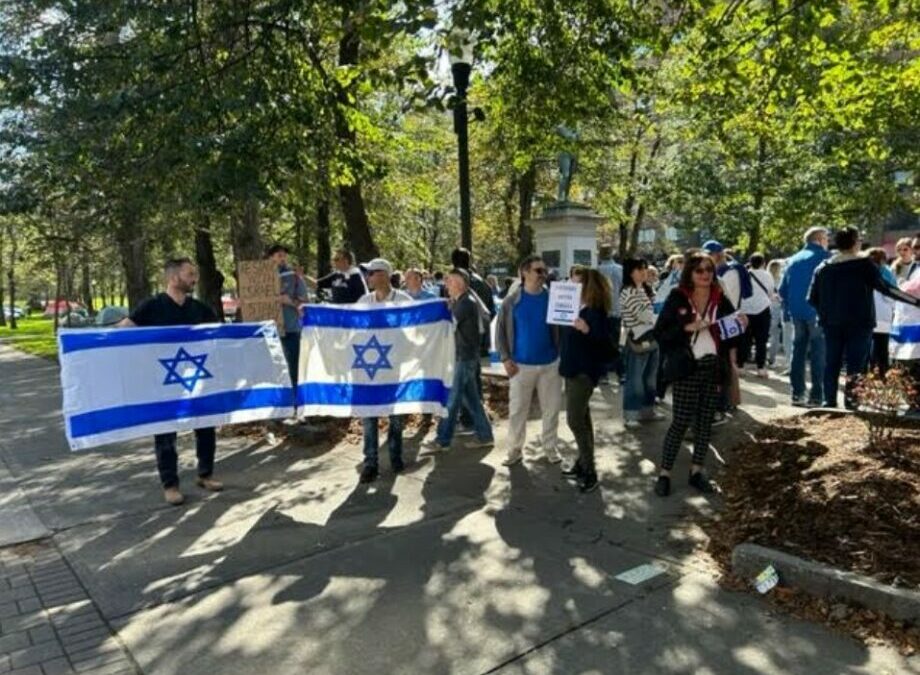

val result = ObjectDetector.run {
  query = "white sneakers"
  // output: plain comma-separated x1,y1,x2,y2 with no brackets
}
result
501,448,561,465
502,450,523,466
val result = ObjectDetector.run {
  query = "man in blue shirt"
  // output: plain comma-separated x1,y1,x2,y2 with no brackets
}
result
404,268,437,300
268,244,308,388
778,227,830,406
495,255,562,466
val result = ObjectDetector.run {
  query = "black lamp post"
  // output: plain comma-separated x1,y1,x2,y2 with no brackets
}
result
449,31,475,252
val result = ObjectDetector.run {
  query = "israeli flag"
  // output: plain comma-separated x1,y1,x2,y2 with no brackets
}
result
297,300,454,417
891,298,920,361
716,314,744,340
59,322,294,451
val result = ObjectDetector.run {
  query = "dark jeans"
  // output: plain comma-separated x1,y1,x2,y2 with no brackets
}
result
565,375,596,476
791,318,825,403
437,359,493,446
154,428,215,489
870,333,889,376
740,308,771,369
824,324,872,409
458,360,483,428
362,416,403,469
280,332,301,389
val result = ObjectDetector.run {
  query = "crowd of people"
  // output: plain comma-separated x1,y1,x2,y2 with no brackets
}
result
122,227,920,505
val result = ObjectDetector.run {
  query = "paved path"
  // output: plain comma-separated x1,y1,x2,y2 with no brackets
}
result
0,345,916,675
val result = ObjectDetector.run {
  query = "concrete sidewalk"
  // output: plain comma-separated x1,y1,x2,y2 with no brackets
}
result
0,344,915,675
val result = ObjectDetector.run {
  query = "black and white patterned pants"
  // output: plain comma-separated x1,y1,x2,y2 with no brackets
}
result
660,355,719,471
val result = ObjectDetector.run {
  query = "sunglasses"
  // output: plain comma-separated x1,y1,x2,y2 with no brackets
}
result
530,267,547,275
693,267,714,274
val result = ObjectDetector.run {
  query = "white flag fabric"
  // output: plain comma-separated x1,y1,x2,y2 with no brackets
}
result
891,277,920,361
59,322,293,450
297,300,454,417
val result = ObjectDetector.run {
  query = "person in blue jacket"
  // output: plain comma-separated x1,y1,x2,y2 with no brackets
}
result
778,227,830,407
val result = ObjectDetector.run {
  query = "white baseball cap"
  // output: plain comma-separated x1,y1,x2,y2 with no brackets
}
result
363,258,393,275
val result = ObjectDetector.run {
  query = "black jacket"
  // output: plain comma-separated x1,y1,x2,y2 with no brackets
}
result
654,286,740,358
559,306,609,384
808,254,920,330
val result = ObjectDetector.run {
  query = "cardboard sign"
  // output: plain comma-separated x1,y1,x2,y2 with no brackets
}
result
546,281,582,326
238,260,282,330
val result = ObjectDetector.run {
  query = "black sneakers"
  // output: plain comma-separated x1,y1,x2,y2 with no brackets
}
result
561,461,583,479
654,475,671,497
578,473,599,493
688,471,715,493
359,465,379,484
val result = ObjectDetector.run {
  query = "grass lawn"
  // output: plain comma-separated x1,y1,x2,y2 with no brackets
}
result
0,316,59,361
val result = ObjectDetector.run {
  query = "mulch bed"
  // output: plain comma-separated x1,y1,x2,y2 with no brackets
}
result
705,412,920,654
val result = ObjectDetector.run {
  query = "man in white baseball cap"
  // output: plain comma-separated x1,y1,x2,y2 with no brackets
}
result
357,258,413,483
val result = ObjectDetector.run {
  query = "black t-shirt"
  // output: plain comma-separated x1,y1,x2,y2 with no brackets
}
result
129,293,218,327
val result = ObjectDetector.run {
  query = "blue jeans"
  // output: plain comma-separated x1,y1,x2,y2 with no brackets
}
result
623,345,659,420
436,359,494,446
824,325,872,409
362,416,403,468
790,319,825,403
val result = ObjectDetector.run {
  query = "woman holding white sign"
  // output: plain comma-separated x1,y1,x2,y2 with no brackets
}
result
558,267,615,493
652,251,746,497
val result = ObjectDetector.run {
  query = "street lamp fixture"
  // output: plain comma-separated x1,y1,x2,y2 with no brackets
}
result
449,29,476,252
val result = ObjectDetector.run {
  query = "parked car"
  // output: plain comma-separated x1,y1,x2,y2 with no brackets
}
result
3,307,24,319
95,306,129,326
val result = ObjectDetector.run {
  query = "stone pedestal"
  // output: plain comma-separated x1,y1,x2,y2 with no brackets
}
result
526,202,605,274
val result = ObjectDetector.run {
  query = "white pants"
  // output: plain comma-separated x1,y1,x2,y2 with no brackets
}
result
506,361,562,454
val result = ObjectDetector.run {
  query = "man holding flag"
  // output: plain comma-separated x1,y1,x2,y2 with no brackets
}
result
119,258,224,505
357,258,414,483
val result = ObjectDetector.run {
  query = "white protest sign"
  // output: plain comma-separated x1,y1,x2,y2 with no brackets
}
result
546,281,582,326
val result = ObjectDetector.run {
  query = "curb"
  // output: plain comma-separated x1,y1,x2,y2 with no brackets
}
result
732,543,920,623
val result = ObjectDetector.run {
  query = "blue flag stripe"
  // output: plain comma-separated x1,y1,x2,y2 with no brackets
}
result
297,379,449,406
59,324,269,354
302,301,451,329
68,387,292,438
891,324,920,343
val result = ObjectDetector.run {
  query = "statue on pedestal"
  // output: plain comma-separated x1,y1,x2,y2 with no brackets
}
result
555,124,579,204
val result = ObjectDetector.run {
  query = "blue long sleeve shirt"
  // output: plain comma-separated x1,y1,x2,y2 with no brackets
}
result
778,243,829,322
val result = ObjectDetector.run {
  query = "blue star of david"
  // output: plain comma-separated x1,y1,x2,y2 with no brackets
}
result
352,335,393,380
159,347,213,392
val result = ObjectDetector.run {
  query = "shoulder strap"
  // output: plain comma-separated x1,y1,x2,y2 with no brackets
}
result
750,272,770,295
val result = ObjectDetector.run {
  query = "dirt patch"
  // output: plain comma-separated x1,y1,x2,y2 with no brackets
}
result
705,413,920,654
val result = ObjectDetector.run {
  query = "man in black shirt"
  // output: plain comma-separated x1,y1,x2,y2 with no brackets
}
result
422,269,494,451
119,257,224,505
306,249,367,304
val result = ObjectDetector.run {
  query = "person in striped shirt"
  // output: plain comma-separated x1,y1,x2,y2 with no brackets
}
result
620,258,665,428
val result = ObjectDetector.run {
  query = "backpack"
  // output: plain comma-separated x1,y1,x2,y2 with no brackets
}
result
718,260,753,301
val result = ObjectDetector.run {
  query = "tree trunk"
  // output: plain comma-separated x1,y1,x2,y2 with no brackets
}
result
80,250,93,314
316,200,332,278
53,259,61,333
7,223,18,329
115,220,150,310
746,136,768,257
334,4,378,263
0,224,6,328
232,196,264,262
627,135,662,256
517,165,536,261
426,210,441,271
195,218,225,318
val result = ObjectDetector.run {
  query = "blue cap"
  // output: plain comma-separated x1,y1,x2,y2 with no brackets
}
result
702,240,724,253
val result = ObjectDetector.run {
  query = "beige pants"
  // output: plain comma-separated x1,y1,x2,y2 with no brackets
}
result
506,361,562,454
